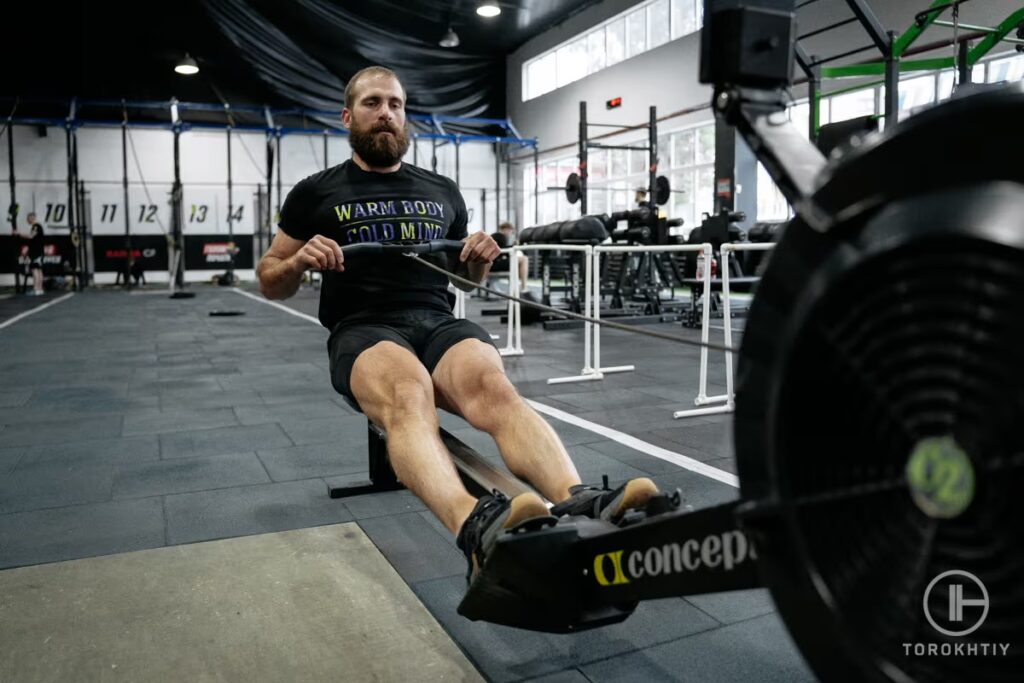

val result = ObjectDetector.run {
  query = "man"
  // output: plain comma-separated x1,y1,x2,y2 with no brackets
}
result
14,212,46,296
491,222,529,293
256,66,658,583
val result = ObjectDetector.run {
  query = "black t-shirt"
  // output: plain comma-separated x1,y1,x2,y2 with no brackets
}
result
278,161,468,331
28,227,45,259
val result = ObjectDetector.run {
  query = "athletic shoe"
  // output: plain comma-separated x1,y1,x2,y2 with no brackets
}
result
550,477,661,523
456,490,551,583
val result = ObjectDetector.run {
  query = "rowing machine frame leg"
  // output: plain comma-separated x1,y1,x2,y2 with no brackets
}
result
329,419,404,498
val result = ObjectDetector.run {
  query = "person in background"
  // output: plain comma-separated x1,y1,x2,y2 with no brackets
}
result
13,213,46,296
491,222,529,292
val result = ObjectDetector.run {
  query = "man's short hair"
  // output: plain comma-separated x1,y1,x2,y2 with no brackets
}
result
344,66,406,110
498,222,515,233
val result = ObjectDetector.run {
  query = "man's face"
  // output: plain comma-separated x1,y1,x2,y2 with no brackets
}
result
343,74,410,168
26,213,36,225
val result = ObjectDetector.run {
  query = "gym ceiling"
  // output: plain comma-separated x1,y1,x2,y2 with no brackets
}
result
3,0,604,119
3,0,1016,119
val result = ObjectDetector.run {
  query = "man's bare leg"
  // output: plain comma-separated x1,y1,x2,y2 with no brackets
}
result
432,339,581,503
349,341,477,535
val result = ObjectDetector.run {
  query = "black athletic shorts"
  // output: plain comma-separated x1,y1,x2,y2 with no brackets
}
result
327,308,496,402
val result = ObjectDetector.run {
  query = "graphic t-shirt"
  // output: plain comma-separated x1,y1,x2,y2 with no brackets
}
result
278,160,468,330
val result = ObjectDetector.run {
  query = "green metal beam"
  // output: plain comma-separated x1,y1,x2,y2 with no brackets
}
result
901,57,958,72
821,63,886,78
825,5,1024,82
893,0,949,57
823,57,954,78
968,8,1024,64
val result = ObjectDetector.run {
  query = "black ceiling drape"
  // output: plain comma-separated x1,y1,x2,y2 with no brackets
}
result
202,0,503,117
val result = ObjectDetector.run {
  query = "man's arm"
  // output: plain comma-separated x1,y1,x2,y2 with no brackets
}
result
444,181,497,292
257,231,344,300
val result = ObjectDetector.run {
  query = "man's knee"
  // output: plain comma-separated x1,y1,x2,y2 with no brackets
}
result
351,343,437,428
461,369,522,428
384,379,436,424
359,376,437,431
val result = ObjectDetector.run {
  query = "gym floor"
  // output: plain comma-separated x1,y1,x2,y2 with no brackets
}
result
0,285,814,682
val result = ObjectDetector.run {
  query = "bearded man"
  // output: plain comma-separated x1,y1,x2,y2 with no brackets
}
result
256,66,658,585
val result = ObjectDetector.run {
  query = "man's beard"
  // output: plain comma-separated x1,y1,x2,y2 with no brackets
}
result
349,120,410,168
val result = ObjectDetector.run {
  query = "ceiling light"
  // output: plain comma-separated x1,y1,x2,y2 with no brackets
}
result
174,54,199,76
440,26,460,48
476,3,501,18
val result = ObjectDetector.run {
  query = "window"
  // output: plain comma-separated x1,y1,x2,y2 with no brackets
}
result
789,101,811,139
667,123,715,231
816,97,832,126
558,159,578,191
987,54,1024,83
938,64,986,99
543,161,560,203
589,148,608,182
757,163,791,222
671,0,698,39
523,0,705,101
527,53,556,99
606,19,626,67
521,123,714,235
696,167,714,221
587,30,606,74
609,147,628,177
556,39,588,88
673,130,695,167
611,181,631,211
523,166,537,224
696,126,715,164
829,89,877,123
671,170,694,232
629,144,648,176
657,134,670,166
626,9,647,59
542,192,558,225
898,75,935,120
527,156,582,225
648,0,670,50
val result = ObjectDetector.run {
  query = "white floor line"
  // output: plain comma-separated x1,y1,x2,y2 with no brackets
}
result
0,293,76,331
232,285,737,488
526,399,739,488
231,288,322,325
